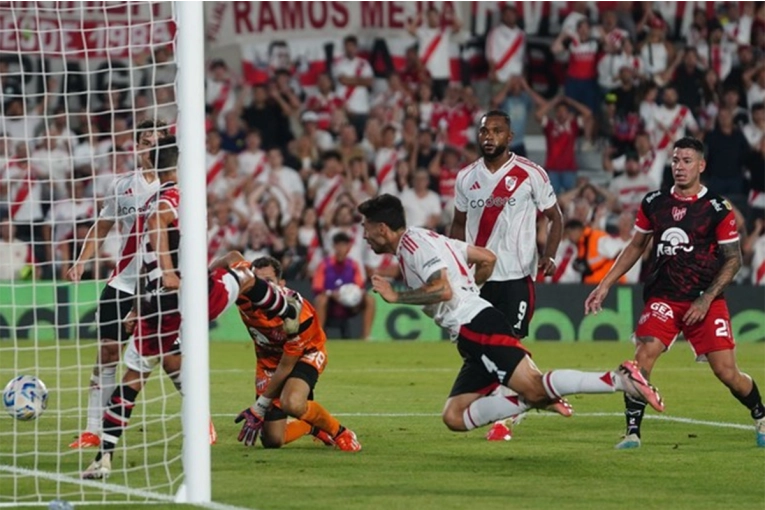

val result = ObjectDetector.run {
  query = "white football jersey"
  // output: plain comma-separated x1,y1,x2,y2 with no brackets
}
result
99,170,160,294
396,227,490,338
454,154,557,281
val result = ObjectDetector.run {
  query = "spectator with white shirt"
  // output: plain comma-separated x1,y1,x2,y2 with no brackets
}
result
0,220,36,281
206,59,237,130
31,132,73,201
400,168,441,231
744,64,765,111
406,7,462,100
333,35,374,140
258,147,305,223
608,152,657,213
486,5,525,93
744,218,765,285
42,178,95,279
598,211,642,283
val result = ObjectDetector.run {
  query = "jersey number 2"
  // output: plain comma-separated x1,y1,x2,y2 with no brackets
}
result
714,318,730,338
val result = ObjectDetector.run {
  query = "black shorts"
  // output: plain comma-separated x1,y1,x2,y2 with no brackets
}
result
449,307,529,398
96,285,134,343
480,277,535,338
265,362,320,422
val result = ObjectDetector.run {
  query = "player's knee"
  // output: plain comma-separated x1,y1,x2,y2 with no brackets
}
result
280,394,307,418
711,363,739,387
261,435,284,449
441,407,467,432
99,342,120,365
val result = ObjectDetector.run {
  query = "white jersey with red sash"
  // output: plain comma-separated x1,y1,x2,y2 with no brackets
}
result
486,25,525,81
454,154,557,281
417,26,450,80
334,56,373,114
3,160,42,222
100,170,160,294
206,151,228,188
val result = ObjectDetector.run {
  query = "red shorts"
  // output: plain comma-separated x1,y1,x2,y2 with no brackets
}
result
134,312,182,358
634,297,735,360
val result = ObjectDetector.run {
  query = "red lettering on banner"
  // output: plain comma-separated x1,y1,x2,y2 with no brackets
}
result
233,2,253,33
308,2,327,28
259,1,278,31
361,2,384,27
388,2,405,28
280,2,305,30
331,1,349,27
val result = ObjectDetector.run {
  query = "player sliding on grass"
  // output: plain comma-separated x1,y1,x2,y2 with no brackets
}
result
585,136,765,449
234,256,361,452
358,194,664,435
82,141,301,479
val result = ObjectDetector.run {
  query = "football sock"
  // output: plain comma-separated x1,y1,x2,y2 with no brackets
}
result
97,385,138,461
731,377,765,420
245,278,296,319
283,420,312,444
624,393,647,438
85,366,117,434
299,401,341,437
462,395,529,431
541,370,621,399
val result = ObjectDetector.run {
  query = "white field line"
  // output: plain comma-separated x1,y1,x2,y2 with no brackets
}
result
0,465,252,510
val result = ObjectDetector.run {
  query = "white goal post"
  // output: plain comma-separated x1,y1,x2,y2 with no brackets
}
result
0,1,210,506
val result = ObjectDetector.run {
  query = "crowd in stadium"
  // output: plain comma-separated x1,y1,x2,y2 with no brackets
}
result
0,1,764,292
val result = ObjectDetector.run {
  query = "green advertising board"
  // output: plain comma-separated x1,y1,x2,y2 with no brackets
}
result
0,282,763,342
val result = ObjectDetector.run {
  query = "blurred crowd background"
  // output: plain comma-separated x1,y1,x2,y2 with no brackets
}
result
1,1,764,304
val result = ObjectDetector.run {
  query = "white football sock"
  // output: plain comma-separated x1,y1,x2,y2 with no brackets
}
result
86,374,102,433
100,366,117,407
462,395,530,431
542,370,621,400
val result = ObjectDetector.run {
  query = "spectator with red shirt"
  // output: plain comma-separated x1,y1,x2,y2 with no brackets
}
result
536,95,593,194
400,46,431,93
552,18,602,114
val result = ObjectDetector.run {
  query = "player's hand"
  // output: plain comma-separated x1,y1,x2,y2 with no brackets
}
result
66,263,85,282
584,285,609,315
371,275,398,303
162,271,180,290
538,256,557,277
124,309,138,334
234,407,265,447
682,295,712,326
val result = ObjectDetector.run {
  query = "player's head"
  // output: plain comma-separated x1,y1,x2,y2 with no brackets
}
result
152,136,178,181
358,194,406,255
251,256,285,287
671,137,705,190
136,118,169,170
477,110,512,161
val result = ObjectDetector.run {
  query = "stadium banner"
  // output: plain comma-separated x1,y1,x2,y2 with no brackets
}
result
0,281,762,343
205,1,733,46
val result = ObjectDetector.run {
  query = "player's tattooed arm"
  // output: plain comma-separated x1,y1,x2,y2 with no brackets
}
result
703,240,742,300
394,269,453,305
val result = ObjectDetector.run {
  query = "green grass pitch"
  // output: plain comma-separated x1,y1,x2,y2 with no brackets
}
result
1,341,764,510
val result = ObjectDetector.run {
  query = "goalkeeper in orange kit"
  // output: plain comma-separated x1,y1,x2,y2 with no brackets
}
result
234,256,361,452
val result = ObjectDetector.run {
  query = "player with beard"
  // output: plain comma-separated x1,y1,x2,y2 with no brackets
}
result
586,137,765,449
450,110,563,441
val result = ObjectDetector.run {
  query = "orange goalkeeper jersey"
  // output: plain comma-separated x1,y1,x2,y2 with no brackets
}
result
237,292,327,370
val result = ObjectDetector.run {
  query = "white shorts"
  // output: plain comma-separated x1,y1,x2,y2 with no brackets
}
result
124,337,181,373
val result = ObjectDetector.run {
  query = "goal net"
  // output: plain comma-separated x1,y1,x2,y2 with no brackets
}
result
0,2,193,505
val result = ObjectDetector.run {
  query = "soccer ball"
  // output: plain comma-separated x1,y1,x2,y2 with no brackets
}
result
3,375,48,421
336,283,363,308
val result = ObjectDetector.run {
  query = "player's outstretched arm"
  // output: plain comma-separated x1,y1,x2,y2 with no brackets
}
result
466,245,497,286
67,218,115,282
683,240,742,326
209,250,246,271
372,269,453,305
585,230,652,315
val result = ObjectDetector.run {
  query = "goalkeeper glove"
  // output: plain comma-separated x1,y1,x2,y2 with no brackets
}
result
234,396,272,447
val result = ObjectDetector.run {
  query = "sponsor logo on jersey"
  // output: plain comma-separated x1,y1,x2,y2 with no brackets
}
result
656,227,694,256
117,204,150,216
710,198,725,212
671,206,686,221
645,190,661,203
469,196,516,209
649,301,674,322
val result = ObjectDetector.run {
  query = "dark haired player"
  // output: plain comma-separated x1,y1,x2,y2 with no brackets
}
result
450,110,563,440
68,119,169,449
359,194,663,439
586,136,765,449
